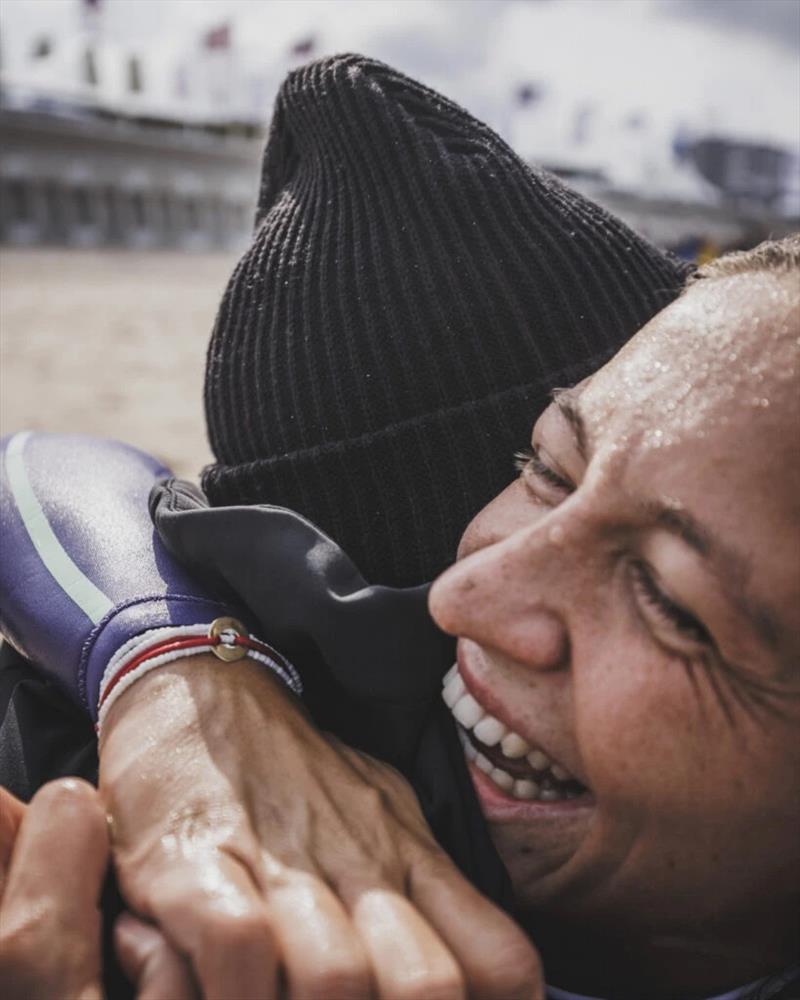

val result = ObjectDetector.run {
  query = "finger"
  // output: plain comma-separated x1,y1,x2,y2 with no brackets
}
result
0,787,26,896
348,885,465,1000
115,912,198,1000
409,851,543,1000
0,779,108,999
2,778,108,924
263,866,372,999
138,850,279,1000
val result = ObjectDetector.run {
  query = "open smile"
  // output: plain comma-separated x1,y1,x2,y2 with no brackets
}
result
442,663,593,813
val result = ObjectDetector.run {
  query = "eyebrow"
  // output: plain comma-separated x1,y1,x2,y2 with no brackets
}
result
549,388,783,651
551,387,589,460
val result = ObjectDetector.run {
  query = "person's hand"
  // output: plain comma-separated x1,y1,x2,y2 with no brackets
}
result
99,656,543,999
0,780,195,1000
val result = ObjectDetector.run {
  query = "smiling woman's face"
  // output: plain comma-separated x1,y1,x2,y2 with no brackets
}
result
430,271,800,990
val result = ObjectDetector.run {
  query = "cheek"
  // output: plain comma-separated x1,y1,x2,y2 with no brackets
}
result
573,625,716,809
576,636,795,826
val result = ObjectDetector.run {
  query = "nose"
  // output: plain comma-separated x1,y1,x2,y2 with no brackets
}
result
429,520,571,671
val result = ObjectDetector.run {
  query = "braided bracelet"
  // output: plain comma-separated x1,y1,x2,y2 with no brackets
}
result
96,617,302,736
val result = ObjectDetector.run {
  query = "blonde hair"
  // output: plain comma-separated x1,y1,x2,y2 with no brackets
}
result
688,233,800,287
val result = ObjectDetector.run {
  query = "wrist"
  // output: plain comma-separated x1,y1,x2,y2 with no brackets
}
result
96,619,302,740
98,652,300,756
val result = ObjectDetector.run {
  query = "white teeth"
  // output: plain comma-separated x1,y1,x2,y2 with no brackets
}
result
489,767,514,791
442,672,466,709
527,749,551,771
472,714,508,747
452,693,485,729
445,684,580,796
442,663,458,686
513,779,540,800
500,732,531,759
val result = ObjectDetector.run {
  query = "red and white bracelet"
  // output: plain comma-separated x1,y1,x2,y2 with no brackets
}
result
96,617,302,736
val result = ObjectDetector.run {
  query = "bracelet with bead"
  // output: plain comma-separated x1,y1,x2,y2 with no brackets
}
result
96,617,302,736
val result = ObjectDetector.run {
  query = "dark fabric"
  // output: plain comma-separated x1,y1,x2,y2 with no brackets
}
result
149,476,514,906
0,643,96,800
203,53,692,588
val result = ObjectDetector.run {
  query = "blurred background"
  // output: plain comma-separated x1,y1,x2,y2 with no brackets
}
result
1,0,798,476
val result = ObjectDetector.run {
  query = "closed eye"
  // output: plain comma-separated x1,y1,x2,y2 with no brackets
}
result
514,446,575,493
630,560,712,646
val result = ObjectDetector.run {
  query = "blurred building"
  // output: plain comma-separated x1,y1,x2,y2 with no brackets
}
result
1,2,796,258
0,89,262,250
0,5,266,251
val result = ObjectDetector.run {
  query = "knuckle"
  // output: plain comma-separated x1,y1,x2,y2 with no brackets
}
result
477,949,544,999
302,961,371,999
204,906,273,950
1,910,49,959
0,918,85,993
394,967,465,1000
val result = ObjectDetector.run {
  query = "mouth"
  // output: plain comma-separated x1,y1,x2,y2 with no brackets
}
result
442,663,592,807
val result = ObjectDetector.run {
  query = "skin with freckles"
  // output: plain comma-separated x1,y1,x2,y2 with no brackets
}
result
429,271,800,998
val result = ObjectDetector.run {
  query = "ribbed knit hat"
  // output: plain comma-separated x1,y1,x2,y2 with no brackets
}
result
204,54,691,586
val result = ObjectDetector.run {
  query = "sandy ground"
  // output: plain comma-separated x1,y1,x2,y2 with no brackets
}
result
0,248,241,480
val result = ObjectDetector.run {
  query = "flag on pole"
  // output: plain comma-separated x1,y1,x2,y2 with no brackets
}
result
290,35,316,58
127,55,143,93
623,110,647,130
203,23,231,50
31,37,52,59
672,124,693,163
83,47,98,85
515,82,543,107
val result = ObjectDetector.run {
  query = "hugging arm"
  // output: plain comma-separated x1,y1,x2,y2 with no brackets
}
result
0,433,540,999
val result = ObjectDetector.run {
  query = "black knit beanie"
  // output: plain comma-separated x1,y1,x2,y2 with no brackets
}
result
204,54,691,586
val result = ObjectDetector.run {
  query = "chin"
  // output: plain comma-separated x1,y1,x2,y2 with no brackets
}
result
488,815,592,910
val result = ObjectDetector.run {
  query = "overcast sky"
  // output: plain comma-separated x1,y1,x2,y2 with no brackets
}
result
2,0,798,187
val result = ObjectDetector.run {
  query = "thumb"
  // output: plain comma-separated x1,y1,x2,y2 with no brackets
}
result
0,779,108,1000
2,778,108,916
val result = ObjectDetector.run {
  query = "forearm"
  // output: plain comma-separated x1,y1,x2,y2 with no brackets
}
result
99,652,303,798
0,433,233,714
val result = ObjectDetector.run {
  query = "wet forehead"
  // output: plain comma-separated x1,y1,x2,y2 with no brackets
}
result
581,273,799,451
